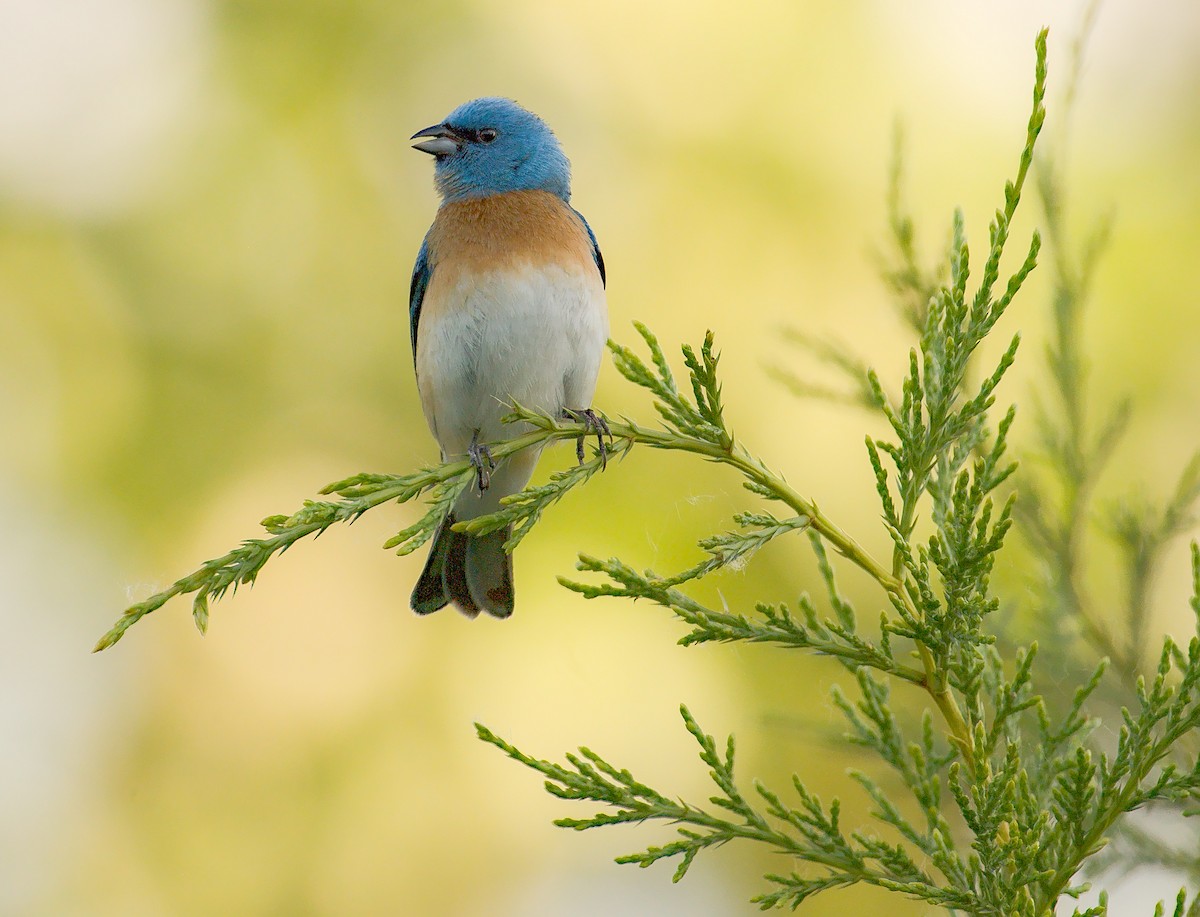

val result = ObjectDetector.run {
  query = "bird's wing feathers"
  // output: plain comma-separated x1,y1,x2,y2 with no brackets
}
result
409,235,432,360
573,208,606,288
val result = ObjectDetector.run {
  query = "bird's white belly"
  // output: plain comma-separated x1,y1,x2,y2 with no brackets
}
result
416,264,608,462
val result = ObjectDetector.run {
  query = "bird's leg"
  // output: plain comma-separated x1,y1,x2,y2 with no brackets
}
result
561,408,612,469
468,431,496,493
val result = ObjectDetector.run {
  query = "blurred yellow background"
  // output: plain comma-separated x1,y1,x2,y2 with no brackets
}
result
3,1,1199,914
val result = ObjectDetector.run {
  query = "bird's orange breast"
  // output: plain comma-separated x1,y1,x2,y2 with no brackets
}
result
425,189,597,283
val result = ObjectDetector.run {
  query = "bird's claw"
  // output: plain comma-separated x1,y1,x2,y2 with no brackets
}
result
468,437,496,492
562,408,612,469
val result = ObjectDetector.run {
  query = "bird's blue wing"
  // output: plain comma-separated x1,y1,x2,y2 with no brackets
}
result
574,209,606,288
409,235,432,361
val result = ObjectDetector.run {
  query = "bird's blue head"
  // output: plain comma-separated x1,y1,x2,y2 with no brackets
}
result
411,98,571,204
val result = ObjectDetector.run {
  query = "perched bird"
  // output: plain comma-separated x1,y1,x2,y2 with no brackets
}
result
407,97,609,619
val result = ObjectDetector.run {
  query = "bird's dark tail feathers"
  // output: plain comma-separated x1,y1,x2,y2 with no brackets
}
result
410,514,514,619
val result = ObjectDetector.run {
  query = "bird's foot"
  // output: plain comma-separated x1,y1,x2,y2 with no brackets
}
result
468,436,496,492
562,408,612,469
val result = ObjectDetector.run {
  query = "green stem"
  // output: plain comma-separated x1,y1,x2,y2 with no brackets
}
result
917,643,975,765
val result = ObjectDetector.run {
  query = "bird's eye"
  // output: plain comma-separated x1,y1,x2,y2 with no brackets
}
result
478,128,498,143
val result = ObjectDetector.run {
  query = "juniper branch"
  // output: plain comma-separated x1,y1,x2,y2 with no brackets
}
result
94,362,898,653
477,707,978,911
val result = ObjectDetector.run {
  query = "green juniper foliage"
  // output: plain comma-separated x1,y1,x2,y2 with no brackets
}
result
1008,6,1200,893
96,29,1200,915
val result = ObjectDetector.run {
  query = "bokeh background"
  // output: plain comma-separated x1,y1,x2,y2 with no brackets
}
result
3,0,1199,914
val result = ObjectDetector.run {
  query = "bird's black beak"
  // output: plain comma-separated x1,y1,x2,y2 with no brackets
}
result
411,123,463,156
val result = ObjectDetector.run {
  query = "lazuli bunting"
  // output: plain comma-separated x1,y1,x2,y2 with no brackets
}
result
408,98,609,619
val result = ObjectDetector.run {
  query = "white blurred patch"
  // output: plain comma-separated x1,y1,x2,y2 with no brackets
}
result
0,488,140,914
1060,863,1192,915
0,0,210,218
